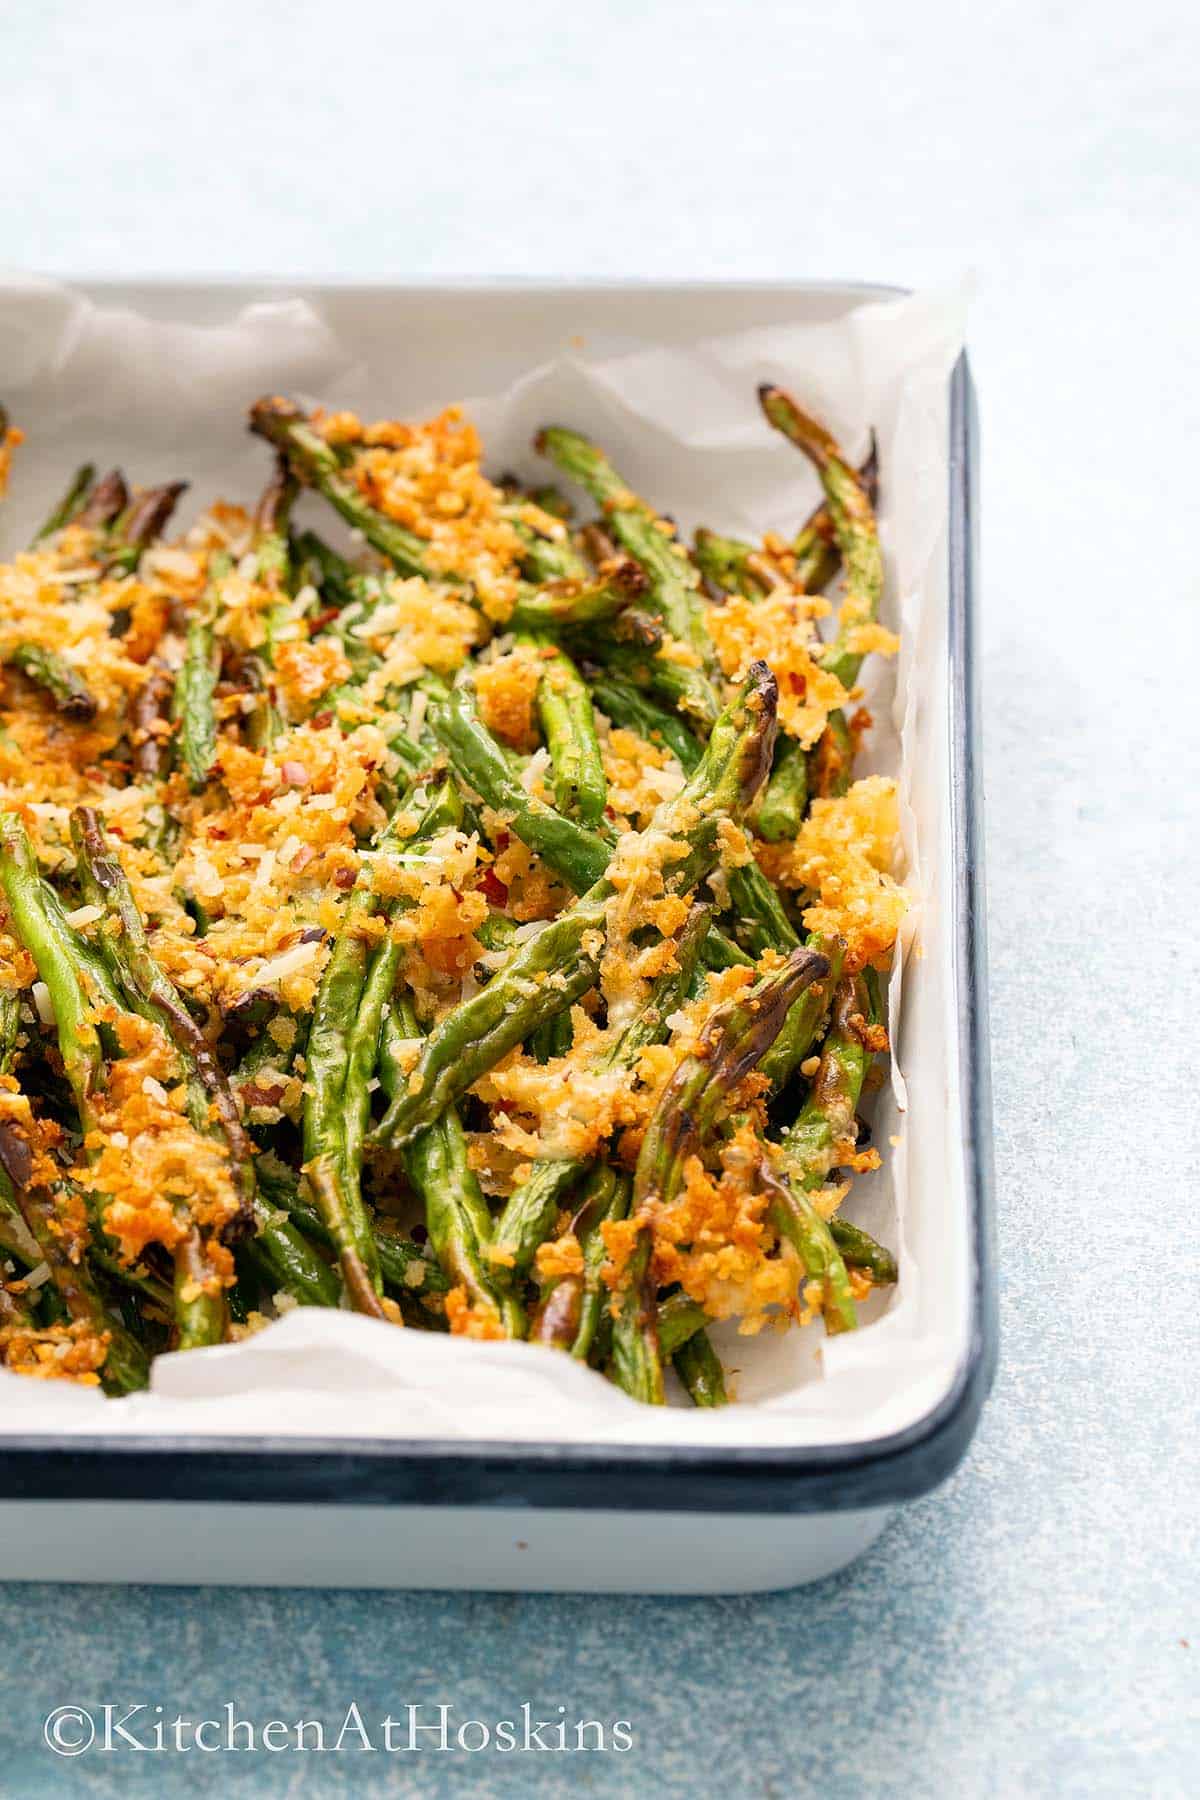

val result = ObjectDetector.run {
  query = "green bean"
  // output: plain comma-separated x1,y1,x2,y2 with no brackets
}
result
758,386,884,692
779,973,878,1192
808,709,856,801
75,468,129,531
291,528,361,608
529,1163,629,1354
31,463,96,544
0,816,104,1124
171,551,229,791
255,1162,445,1301
303,779,461,1313
0,829,155,1388
529,484,573,522
527,1006,573,1066
3,644,97,721
609,1226,662,1404
794,436,878,593
253,456,296,591
89,1241,174,1314
519,635,607,825
251,398,439,580
570,1169,630,1362
536,427,722,731
71,807,255,1232
69,806,335,1312
754,736,808,843
0,988,21,1076
692,528,766,599
759,934,845,1093
764,971,891,1331
130,666,175,789
760,1162,857,1336
509,567,645,635
578,637,719,738
59,814,229,1348
511,517,590,584
383,997,524,1335
587,673,703,773
244,460,300,749
655,1290,709,1360
535,428,715,667
610,944,831,1402
105,482,188,575
673,1327,728,1406
830,1216,898,1286
694,444,877,601
723,856,800,960
434,680,610,890
636,946,830,1209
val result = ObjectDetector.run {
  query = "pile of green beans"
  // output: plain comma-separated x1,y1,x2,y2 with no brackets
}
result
0,383,901,1406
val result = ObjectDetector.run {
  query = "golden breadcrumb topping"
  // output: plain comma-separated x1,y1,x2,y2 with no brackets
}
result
486,825,573,924
475,643,544,750
274,638,352,713
0,396,905,1389
84,1012,238,1278
444,1285,507,1340
472,961,756,1176
534,1232,584,1282
354,577,483,692
0,421,22,497
0,544,151,720
602,1121,809,1336
758,776,910,971
708,594,847,746
598,723,685,831
318,406,523,619
0,1319,108,1385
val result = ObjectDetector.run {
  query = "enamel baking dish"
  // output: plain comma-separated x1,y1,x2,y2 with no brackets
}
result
0,280,994,1592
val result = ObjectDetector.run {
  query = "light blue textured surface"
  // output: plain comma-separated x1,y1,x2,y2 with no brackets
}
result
2,1,1198,1794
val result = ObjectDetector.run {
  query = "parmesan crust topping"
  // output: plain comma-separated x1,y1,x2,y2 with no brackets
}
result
0,395,906,1390
758,776,910,971
708,594,848,746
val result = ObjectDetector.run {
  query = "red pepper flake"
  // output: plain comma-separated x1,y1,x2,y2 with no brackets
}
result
241,1082,285,1108
333,867,356,890
478,868,508,906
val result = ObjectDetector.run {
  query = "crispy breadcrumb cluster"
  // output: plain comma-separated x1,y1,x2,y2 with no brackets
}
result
475,643,544,750
84,1012,240,1281
597,723,685,831
443,1285,506,1341
0,1319,109,1384
0,419,22,498
316,406,524,619
708,594,847,746
757,776,910,973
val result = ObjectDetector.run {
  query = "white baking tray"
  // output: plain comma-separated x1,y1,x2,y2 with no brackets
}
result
0,279,993,1591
